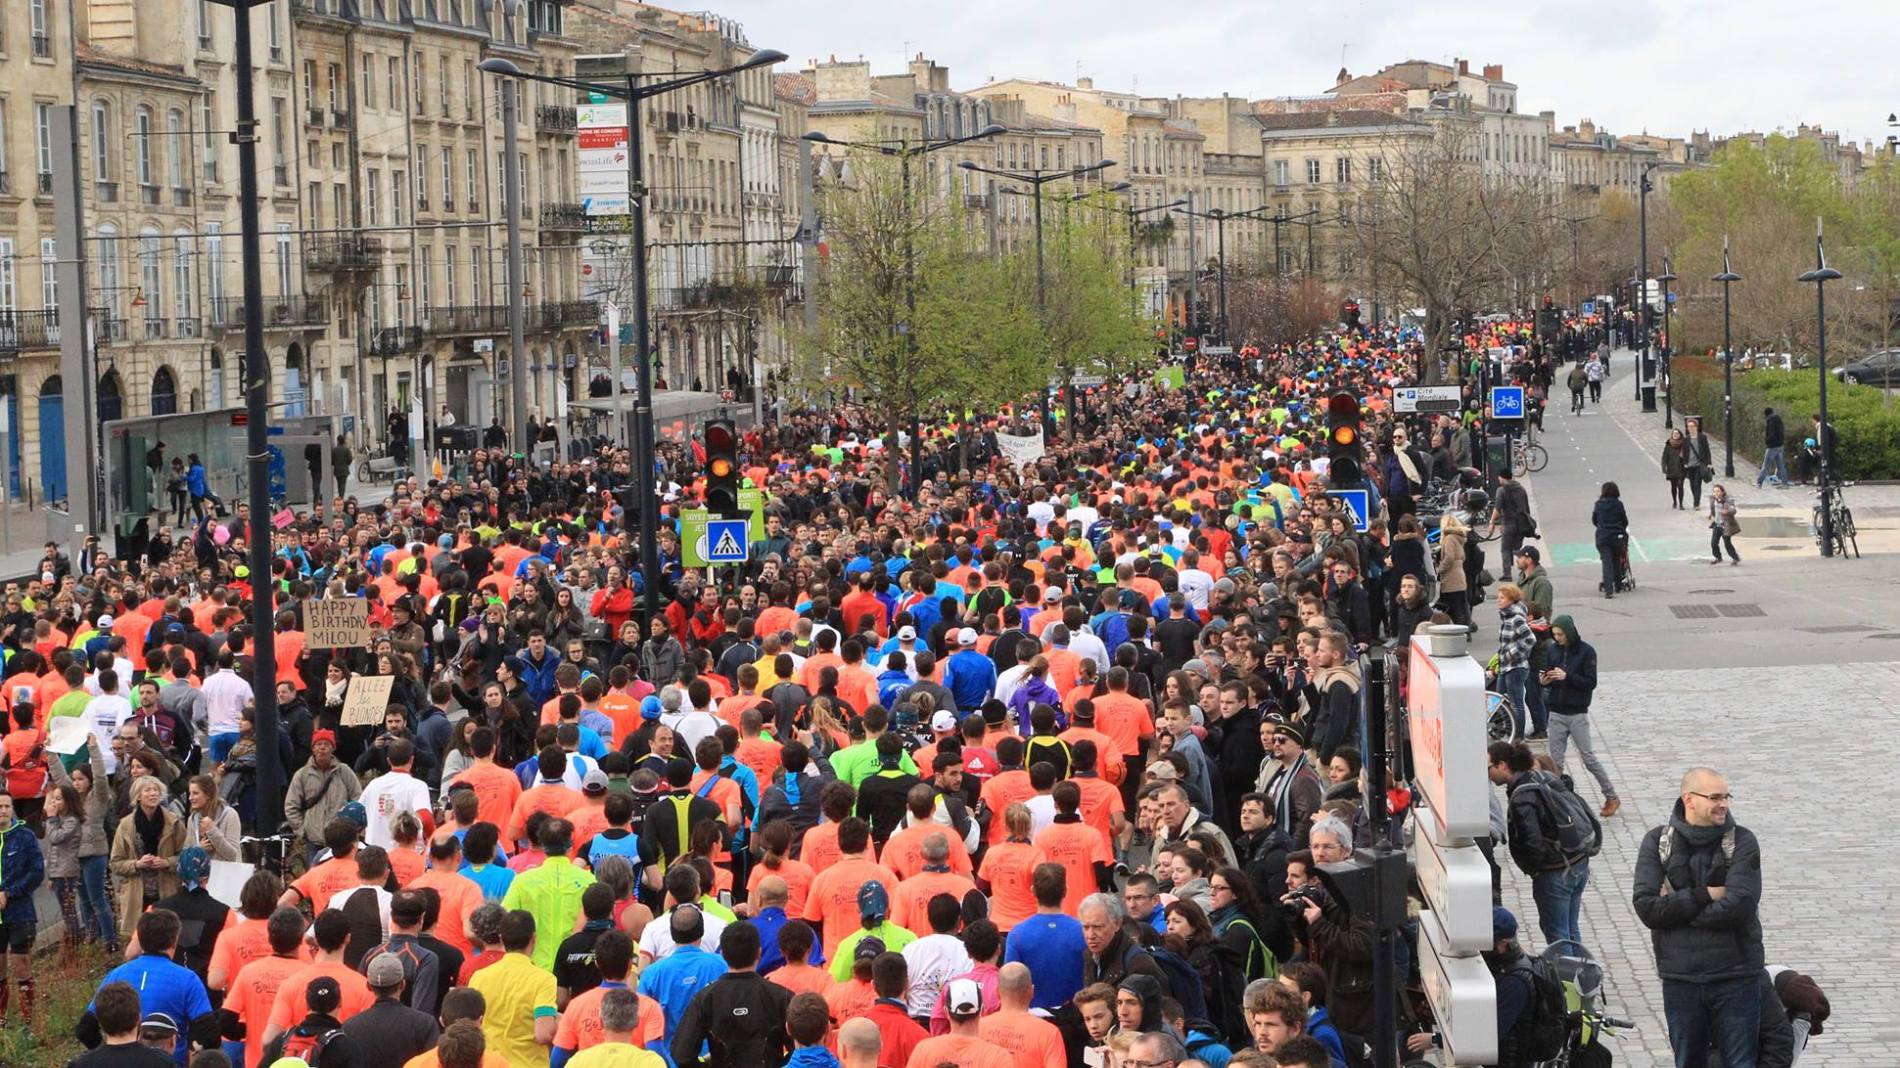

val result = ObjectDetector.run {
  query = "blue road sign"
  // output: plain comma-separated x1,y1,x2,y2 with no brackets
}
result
1490,386,1526,421
1666,291,1677,304
1580,300,1596,316
706,519,750,563
1333,489,1371,533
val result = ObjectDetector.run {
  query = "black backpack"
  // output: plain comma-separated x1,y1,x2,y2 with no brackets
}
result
1504,955,1570,1061
1519,776,1602,859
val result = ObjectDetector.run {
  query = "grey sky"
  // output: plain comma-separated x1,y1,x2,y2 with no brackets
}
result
708,0,1897,149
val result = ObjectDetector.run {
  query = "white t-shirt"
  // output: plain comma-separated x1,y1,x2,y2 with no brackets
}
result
85,694,135,775
662,709,722,754
1025,794,1057,838
202,670,254,735
638,905,729,962
1177,568,1215,612
901,933,974,1017
358,770,432,850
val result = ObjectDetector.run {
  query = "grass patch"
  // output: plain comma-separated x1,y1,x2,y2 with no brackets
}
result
0,941,117,1068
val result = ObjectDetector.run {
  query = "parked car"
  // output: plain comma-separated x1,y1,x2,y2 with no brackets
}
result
1834,350,1900,385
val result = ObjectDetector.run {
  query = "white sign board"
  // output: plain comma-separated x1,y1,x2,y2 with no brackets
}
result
1394,385,1463,414
1407,634,1492,840
45,716,93,756
1415,809,1495,954
1419,909,1500,1065
996,430,1045,468
578,105,629,218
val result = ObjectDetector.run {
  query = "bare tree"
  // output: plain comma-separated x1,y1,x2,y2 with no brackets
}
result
1343,120,1550,380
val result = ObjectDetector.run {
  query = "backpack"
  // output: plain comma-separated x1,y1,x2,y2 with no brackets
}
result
1503,954,1569,1061
278,1025,345,1066
1129,942,1209,1024
1655,823,1736,894
1519,776,1602,859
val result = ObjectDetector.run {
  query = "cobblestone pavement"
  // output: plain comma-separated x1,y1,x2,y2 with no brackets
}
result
1497,660,1900,1067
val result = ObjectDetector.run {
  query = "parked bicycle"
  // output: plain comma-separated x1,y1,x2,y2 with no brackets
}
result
1812,480,1860,558
1534,940,1636,1068
1513,435,1549,474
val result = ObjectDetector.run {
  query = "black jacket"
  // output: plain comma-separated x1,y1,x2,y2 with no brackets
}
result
671,970,793,1068
1504,771,1578,874
1631,802,1763,983
1591,498,1629,542
1082,926,1165,989
1763,411,1785,448
340,997,440,1068
1542,638,1597,715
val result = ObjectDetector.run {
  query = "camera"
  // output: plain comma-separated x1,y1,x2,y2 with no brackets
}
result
1283,886,1325,914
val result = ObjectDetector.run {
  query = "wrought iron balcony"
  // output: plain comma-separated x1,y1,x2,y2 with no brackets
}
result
369,326,423,356
423,304,509,336
208,295,330,331
536,105,578,134
304,236,380,272
0,310,60,353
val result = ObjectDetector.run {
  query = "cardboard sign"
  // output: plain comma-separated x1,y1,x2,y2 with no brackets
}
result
996,430,1045,468
306,598,371,649
45,716,93,756
340,674,398,727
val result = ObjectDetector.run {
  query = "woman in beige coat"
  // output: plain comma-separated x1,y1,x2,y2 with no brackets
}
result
108,775,187,939
1436,513,1472,633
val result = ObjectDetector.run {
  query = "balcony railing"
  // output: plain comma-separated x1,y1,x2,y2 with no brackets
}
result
540,203,588,231
369,326,423,356
91,311,129,342
96,181,119,203
535,105,577,134
32,34,51,58
332,109,351,128
304,235,380,272
37,173,52,195
144,316,168,339
0,173,9,196
173,187,193,207
422,304,509,336
0,310,60,352
539,300,601,329
176,316,202,339
964,193,990,210
209,295,329,330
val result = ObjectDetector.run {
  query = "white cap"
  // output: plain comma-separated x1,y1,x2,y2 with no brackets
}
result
956,627,978,647
946,977,983,1016
97,614,115,628
897,625,917,642
930,710,958,733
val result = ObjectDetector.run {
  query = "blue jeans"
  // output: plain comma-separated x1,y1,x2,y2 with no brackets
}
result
1498,666,1530,738
1526,674,1550,734
79,853,117,945
209,732,240,765
1757,446,1788,486
1529,858,1588,947
1663,975,1760,1068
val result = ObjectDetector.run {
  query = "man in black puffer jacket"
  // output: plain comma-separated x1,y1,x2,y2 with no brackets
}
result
1632,766,1764,1068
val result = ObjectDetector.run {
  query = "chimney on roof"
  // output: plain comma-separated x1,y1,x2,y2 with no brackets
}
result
1336,67,1350,86
1456,58,1469,76
1484,63,1503,81
1077,76,1093,90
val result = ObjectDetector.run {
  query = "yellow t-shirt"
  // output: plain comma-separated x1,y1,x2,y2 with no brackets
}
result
566,1044,670,1068
469,951,558,1068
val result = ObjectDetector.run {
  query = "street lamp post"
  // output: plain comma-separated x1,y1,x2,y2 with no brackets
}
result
1798,220,1844,557
499,80,530,455
1713,239,1743,476
804,125,1005,496
1658,257,1678,428
1270,208,1319,277
1637,161,1661,409
1066,188,1184,306
481,47,788,629
960,158,1117,438
1172,204,1276,347
210,0,284,833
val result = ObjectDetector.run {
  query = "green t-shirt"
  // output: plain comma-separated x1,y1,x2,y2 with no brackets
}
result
831,921,919,982
831,739,918,789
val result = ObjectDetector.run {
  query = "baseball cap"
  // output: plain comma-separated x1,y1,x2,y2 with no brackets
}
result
1042,587,1062,603
97,614,115,629
956,627,978,647
897,625,917,642
946,977,984,1015
1145,762,1180,783
930,710,958,734
140,1012,180,1037
583,769,609,795
366,953,407,990
641,695,663,721
857,880,890,921
853,936,887,963
1517,545,1541,563
338,801,368,828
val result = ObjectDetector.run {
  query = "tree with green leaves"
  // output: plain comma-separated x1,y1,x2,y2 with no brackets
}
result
1028,198,1157,437
795,149,1042,494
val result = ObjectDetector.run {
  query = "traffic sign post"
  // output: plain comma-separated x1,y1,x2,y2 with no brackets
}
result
1394,385,1462,414
1333,488,1372,532
1488,386,1525,422
706,518,749,564
1580,300,1596,316
1408,626,1498,1065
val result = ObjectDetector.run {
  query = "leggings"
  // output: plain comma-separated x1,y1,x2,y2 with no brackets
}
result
53,877,82,944
1669,478,1685,508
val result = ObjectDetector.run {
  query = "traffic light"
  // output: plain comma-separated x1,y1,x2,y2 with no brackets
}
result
1326,391,1362,488
704,419,741,516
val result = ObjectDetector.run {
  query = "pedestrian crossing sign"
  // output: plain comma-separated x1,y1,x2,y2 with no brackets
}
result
706,519,749,563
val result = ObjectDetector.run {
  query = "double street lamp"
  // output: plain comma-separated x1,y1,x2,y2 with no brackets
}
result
804,125,1005,495
480,46,787,629
1712,239,1743,476
959,157,1117,437
1172,203,1276,346
1636,160,1663,408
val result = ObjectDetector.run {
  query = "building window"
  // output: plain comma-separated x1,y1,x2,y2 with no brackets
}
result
308,182,322,228
1335,157,1351,183
419,246,432,310
328,63,343,113
197,0,213,49
172,233,193,320
36,103,53,186
30,0,51,57
202,94,219,182
267,4,282,60
303,62,316,108
445,245,457,305
276,225,291,300
206,225,223,309
1368,156,1383,182
270,97,288,183
139,231,163,323
466,148,479,211
442,146,453,207
40,238,57,310
416,154,428,210
91,101,112,182
1274,159,1289,187
96,226,120,315
366,169,380,226
135,107,156,198
389,57,401,109
166,110,185,191
439,53,450,118
415,54,426,113
0,240,16,313
392,170,405,225
1305,158,1320,184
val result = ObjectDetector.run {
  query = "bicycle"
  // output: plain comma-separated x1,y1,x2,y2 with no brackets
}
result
1514,436,1549,474
241,828,298,879
1486,690,1520,744
1534,940,1636,1068
1811,480,1860,558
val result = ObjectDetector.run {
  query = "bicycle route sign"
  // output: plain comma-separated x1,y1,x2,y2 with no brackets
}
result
1488,385,1525,421
1394,385,1462,414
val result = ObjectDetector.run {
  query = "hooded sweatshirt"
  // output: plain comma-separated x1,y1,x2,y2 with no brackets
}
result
1116,974,1180,1039
1543,615,1598,715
